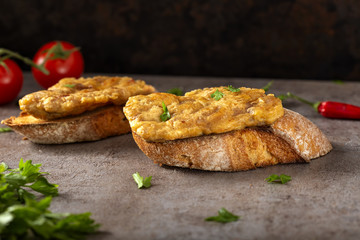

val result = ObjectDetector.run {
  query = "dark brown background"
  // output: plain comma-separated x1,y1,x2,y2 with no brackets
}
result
1,0,360,80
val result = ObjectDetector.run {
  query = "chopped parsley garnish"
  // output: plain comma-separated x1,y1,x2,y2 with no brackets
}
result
132,172,152,189
332,79,344,85
262,80,273,92
210,89,224,100
265,174,292,184
226,85,240,92
0,158,99,239
205,208,240,223
0,128,12,133
63,84,76,88
167,88,184,96
160,102,171,122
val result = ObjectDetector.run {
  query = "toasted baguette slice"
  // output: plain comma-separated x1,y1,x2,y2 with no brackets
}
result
132,109,332,171
1,105,130,144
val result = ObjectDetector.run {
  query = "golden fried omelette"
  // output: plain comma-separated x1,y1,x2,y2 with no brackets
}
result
123,86,284,142
20,76,156,120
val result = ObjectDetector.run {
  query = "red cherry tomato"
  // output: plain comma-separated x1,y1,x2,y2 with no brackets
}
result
31,41,84,89
0,59,23,105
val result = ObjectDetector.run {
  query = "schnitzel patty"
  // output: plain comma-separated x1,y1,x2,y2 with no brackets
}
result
19,76,156,120
124,87,284,142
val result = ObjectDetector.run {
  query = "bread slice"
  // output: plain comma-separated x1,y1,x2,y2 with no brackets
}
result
132,109,332,171
1,105,130,144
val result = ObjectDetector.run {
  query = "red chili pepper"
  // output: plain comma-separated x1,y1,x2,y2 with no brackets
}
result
278,92,360,119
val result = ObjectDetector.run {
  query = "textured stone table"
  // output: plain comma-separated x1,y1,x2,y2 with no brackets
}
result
0,74,359,240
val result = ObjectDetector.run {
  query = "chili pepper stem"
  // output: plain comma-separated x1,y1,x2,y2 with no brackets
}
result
0,48,49,75
285,92,320,111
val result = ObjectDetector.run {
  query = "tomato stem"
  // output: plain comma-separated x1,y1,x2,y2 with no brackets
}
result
0,48,49,75
42,41,79,63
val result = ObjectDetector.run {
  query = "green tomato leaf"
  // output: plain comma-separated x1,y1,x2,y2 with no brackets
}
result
265,174,292,184
205,208,239,223
210,89,224,100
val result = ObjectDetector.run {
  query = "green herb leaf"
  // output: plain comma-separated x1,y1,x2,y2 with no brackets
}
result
0,158,99,239
132,172,152,189
160,102,171,122
205,208,239,223
265,174,292,184
63,84,76,88
28,177,59,196
0,197,99,239
226,85,240,92
332,79,344,85
211,89,224,100
262,80,273,92
167,88,184,96
0,128,12,133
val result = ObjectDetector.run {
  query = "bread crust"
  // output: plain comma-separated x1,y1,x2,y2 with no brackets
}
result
270,109,332,161
132,109,332,171
1,105,130,144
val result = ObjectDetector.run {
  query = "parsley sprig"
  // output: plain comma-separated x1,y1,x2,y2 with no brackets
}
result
167,88,184,96
210,89,224,100
205,208,240,223
63,84,76,88
132,172,152,189
226,85,240,92
265,174,292,184
160,102,171,122
0,128,12,133
0,159,99,239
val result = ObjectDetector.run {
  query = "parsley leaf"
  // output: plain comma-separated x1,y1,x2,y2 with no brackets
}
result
265,174,292,184
160,102,171,122
0,197,99,239
0,158,100,239
226,85,240,92
0,128,12,133
205,208,239,223
262,80,273,92
210,89,224,100
3,158,58,203
132,172,152,189
332,79,344,85
63,84,76,88
167,88,184,96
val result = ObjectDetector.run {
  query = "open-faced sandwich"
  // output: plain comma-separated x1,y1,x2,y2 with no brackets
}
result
1,76,156,144
123,86,332,171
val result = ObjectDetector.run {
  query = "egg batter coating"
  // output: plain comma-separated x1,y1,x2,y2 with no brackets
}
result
19,76,156,120
124,86,284,142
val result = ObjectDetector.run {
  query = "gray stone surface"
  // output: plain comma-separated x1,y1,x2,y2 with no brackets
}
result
0,73,359,240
